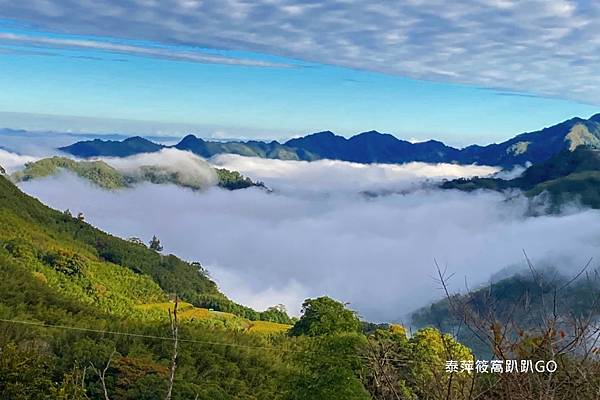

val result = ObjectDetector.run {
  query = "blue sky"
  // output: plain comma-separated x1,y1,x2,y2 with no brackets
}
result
1,0,600,146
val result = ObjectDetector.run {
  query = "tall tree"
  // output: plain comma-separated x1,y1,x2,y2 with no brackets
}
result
290,296,361,337
149,235,163,252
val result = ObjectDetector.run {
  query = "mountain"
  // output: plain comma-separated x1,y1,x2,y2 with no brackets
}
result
60,135,164,157
0,173,287,322
59,113,600,166
11,156,264,191
174,134,317,160
0,174,485,399
442,147,600,210
2,168,598,398
411,269,600,357
458,115,600,166
285,130,460,163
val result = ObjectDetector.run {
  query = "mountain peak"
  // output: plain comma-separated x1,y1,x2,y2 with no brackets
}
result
354,130,384,136
177,134,203,144
59,135,163,157
123,136,154,144
589,113,600,122
304,130,338,138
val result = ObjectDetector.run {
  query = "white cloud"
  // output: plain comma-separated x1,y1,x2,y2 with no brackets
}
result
211,154,499,194
2,0,600,103
102,148,219,188
16,158,600,323
0,148,38,173
0,32,292,68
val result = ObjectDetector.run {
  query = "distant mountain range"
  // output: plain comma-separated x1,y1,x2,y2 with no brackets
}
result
60,114,600,167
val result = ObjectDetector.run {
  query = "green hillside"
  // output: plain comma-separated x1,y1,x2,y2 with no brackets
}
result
3,174,600,398
0,174,474,399
411,270,600,358
11,156,265,191
0,173,285,322
441,147,600,210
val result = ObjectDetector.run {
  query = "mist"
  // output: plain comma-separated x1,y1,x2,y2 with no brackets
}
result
0,148,38,173
102,148,219,188
16,155,600,323
211,154,499,194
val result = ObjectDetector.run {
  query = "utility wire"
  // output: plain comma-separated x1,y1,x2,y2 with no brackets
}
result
0,318,420,364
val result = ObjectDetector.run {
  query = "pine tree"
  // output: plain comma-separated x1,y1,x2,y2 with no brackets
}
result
149,235,163,252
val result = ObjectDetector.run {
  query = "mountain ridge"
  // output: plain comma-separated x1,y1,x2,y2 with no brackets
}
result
441,146,600,211
59,113,600,167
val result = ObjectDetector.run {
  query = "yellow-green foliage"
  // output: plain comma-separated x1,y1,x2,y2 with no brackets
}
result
12,156,126,189
136,302,291,334
247,320,291,334
0,208,166,318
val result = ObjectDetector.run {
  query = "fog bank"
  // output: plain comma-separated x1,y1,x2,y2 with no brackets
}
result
18,158,600,322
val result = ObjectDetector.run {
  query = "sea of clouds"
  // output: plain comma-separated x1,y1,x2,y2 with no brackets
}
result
8,148,600,323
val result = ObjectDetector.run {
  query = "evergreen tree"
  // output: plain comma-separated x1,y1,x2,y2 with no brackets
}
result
149,235,163,252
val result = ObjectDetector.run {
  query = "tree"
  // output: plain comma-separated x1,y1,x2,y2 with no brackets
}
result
289,333,371,400
149,235,163,252
77,212,85,222
290,296,361,337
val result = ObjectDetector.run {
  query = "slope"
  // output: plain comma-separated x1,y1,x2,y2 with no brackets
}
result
0,175,289,323
441,147,600,210
11,156,265,191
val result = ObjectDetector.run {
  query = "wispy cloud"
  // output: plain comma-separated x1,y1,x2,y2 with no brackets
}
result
0,32,292,67
1,0,600,103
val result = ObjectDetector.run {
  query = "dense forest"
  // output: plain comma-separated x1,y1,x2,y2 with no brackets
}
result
2,174,600,399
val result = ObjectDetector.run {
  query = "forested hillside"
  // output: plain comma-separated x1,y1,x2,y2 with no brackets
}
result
11,156,265,191
3,175,600,399
441,147,600,211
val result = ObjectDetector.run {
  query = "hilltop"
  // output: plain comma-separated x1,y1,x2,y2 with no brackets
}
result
59,113,600,167
11,156,265,191
441,147,600,211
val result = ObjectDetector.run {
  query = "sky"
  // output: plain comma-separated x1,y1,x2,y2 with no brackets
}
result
1,1,600,145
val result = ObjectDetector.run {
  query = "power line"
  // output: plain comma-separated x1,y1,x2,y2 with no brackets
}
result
0,318,419,364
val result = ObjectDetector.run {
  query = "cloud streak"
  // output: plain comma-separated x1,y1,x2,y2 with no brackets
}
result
2,0,600,103
0,32,292,67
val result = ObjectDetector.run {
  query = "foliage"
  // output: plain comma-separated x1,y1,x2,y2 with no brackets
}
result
12,156,126,189
442,147,600,210
289,296,362,337
11,155,265,193
148,235,163,252
215,168,265,190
